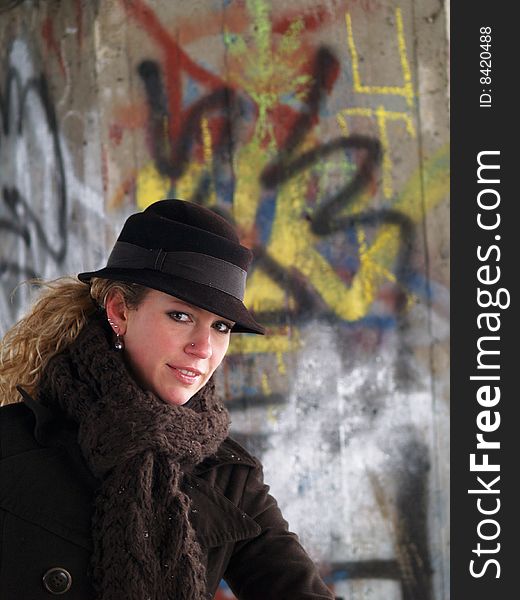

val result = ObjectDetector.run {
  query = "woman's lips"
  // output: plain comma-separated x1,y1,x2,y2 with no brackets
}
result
168,365,202,385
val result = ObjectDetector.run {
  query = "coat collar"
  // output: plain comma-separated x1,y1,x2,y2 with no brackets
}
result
17,386,79,449
19,386,258,472
194,436,258,473
2,393,261,550
0,445,261,552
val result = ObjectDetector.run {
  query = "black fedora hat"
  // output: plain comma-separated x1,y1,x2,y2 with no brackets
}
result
78,199,264,334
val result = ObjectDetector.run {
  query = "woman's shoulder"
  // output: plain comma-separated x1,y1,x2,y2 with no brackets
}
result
192,436,261,484
220,436,261,466
205,436,260,470
0,401,35,431
0,402,40,458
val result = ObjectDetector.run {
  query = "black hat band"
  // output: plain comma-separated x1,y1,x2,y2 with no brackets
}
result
106,241,247,300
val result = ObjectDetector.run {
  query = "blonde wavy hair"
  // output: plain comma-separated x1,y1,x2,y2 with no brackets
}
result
0,277,149,405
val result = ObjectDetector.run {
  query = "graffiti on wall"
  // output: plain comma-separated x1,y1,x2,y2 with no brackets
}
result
0,39,69,331
0,33,108,332
107,3,447,598
109,0,447,356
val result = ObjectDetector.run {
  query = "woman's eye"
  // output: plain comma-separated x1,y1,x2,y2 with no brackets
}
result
168,311,190,322
214,321,233,333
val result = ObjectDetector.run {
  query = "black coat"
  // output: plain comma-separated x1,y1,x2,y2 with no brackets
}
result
0,400,334,599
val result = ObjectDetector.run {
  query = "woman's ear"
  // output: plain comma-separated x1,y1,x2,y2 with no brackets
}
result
104,289,129,336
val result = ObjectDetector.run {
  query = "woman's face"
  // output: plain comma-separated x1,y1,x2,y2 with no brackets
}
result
107,289,234,406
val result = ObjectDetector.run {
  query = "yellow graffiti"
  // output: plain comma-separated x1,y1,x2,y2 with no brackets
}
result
224,0,312,148
136,162,170,210
237,143,448,354
228,326,301,356
223,0,323,250
135,137,448,358
339,8,416,199
276,351,287,375
337,106,416,198
127,3,448,362
135,119,219,209
356,224,397,307
248,168,376,322
267,404,278,425
201,116,213,164
394,142,449,223
172,117,218,203
350,143,449,297
232,142,269,232
345,8,414,108
261,372,272,396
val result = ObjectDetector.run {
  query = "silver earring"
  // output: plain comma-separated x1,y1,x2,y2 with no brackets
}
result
108,318,124,351
114,333,124,351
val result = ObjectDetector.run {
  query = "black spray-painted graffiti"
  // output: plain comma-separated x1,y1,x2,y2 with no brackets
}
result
0,58,68,282
257,45,415,388
136,46,430,600
138,46,416,378
331,440,431,600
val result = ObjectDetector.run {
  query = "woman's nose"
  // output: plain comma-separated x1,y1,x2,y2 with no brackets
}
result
185,328,212,359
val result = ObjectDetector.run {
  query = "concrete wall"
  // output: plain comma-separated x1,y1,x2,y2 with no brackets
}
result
0,1,449,598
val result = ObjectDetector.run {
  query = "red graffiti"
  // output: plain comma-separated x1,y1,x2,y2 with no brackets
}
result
75,0,84,48
120,0,226,143
272,5,333,35
41,17,66,77
117,0,339,150
108,0,344,206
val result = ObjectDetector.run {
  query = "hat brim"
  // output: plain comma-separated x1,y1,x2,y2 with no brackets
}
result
78,267,265,335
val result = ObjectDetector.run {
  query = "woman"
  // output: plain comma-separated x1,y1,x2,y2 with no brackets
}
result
0,199,334,599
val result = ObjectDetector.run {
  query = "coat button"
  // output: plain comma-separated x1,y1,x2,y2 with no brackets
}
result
42,567,72,594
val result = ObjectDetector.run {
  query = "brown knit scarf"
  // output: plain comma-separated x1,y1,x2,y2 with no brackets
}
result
37,315,230,600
